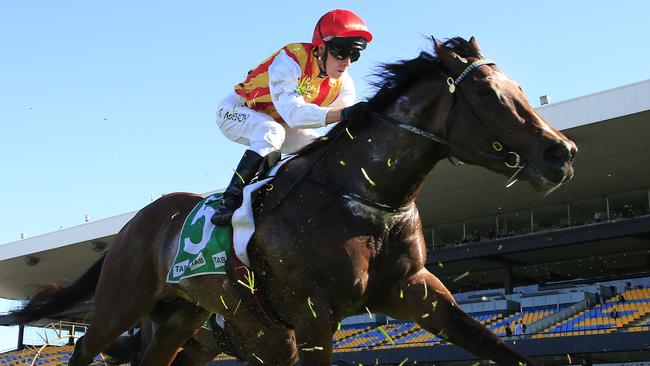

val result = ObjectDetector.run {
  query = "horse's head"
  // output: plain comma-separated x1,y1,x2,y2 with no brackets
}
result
432,37,577,192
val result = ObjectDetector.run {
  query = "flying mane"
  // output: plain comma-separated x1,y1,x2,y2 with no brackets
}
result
294,37,481,157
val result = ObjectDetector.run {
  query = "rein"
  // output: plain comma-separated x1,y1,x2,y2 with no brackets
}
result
368,111,521,168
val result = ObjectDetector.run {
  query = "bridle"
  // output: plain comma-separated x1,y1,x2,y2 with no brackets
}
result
368,57,527,187
270,57,529,215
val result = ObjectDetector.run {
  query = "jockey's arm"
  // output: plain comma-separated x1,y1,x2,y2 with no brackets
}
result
325,107,344,125
268,50,356,128
325,72,356,125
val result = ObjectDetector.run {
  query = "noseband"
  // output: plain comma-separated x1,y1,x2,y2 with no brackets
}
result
369,58,526,176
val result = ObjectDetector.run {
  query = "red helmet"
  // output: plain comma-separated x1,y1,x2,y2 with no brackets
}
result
312,9,373,46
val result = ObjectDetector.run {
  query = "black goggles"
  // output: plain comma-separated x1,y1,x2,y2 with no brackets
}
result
328,45,362,62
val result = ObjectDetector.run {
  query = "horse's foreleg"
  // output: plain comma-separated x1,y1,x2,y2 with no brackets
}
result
291,295,334,366
380,269,539,366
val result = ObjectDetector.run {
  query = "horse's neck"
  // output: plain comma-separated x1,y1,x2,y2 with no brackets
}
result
321,81,451,209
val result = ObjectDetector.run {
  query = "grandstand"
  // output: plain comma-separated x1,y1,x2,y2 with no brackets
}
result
2,79,650,365
325,277,650,364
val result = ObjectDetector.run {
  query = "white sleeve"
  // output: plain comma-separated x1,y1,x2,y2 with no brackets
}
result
328,72,356,108
268,50,329,129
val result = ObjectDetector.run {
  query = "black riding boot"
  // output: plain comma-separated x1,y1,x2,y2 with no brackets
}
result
211,150,264,226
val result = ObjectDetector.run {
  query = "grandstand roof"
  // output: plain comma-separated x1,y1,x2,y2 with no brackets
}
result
0,213,131,299
1,79,649,311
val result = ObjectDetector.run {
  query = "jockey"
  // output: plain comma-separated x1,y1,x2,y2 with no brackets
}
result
211,9,373,226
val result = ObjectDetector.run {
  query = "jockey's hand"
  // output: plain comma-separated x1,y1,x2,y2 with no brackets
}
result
340,101,369,123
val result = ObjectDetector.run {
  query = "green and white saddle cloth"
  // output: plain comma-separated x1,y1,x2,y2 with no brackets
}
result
167,193,232,283
167,156,293,283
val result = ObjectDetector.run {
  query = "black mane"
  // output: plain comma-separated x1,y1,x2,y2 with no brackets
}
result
294,37,479,157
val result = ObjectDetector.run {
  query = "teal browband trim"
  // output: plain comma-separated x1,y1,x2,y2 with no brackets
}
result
455,59,495,85
447,58,496,93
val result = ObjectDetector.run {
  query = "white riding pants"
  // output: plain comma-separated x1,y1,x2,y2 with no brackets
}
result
216,92,322,157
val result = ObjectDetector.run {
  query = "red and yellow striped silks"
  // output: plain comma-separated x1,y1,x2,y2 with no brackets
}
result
234,43,343,123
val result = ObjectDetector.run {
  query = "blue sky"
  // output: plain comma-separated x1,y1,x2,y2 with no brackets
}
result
1,0,649,351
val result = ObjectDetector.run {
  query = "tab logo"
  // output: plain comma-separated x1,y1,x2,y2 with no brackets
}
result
173,260,190,277
189,252,206,271
212,251,227,268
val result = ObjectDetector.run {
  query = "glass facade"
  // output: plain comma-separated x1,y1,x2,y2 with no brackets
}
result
465,216,497,243
608,189,649,219
431,222,463,249
497,210,532,237
571,196,607,226
532,203,567,231
428,188,650,249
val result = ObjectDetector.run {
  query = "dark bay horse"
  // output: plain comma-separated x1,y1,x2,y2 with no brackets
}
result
9,37,577,366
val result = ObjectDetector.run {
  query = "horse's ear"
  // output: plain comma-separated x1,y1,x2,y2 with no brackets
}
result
434,37,468,71
432,36,443,54
469,36,482,53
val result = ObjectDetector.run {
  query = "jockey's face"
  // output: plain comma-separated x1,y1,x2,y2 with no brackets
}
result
318,45,353,80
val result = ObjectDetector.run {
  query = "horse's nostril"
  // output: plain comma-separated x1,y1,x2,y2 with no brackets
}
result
543,143,569,165
569,146,578,161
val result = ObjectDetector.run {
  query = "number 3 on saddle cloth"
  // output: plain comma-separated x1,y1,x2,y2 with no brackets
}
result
166,158,292,329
